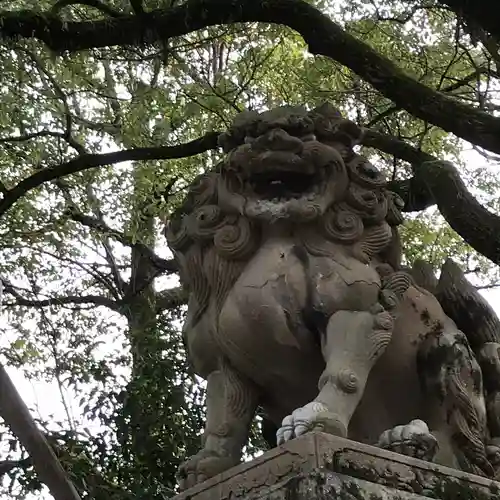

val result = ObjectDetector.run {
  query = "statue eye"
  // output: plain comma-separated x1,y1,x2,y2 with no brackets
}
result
359,162,380,179
279,116,314,138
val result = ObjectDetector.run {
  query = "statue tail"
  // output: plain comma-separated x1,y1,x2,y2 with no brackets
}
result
433,259,500,440
411,258,500,477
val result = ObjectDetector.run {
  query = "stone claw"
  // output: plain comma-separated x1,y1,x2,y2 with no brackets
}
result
276,402,347,445
177,449,238,491
377,419,438,461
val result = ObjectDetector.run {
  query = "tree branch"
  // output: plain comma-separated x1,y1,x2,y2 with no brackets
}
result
0,132,219,218
365,105,400,128
362,128,500,266
361,128,436,212
7,294,121,311
83,182,127,295
2,1,500,152
416,159,500,266
362,128,436,165
0,130,69,143
0,363,82,500
155,286,187,311
0,457,31,477
441,69,489,93
130,0,144,15
50,0,123,18
2,279,122,312
68,210,178,274
54,179,124,299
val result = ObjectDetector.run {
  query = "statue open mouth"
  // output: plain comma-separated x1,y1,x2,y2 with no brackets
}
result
217,138,346,221
250,170,317,199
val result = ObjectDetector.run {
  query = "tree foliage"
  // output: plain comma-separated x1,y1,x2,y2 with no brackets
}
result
0,0,500,498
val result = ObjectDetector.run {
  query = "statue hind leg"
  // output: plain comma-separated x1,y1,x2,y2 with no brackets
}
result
177,359,258,490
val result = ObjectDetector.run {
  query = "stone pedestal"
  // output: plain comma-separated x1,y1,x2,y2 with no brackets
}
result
172,433,500,499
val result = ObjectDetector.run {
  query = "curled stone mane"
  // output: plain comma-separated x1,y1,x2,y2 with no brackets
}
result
166,103,404,328
166,172,261,326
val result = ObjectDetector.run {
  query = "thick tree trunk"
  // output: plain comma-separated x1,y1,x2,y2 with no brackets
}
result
417,160,500,267
121,271,159,457
438,0,500,39
436,259,500,349
408,259,438,295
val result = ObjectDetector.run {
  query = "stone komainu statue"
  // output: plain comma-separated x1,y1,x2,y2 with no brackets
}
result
166,103,500,490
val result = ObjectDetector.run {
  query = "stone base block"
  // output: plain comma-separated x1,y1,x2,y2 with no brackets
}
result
172,433,500,499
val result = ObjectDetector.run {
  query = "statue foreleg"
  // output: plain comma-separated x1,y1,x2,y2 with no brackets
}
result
277,306,394,444
177,359,258,490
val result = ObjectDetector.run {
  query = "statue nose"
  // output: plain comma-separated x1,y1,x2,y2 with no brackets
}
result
252,127,304,154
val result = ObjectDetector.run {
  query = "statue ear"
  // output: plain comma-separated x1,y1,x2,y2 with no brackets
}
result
218,110,262,153
309,103,363,147
310,102,343,119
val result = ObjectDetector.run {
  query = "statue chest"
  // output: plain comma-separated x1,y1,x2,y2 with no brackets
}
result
234,237,381,314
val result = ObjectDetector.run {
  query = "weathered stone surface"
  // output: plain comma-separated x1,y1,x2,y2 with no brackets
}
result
166,103,500,490
171,433,500,500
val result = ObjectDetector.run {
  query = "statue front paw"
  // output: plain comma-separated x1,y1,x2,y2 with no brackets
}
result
377,419,438,461
276,402,348,445
177,449,239,491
